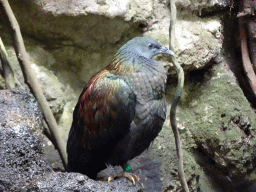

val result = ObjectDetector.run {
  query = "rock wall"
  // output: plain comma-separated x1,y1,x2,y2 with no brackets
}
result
0,89,143,191
1,0,256,191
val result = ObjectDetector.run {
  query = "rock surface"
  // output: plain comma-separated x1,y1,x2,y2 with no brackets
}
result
0,89,51,191
177,62,256,191
1,0,256,191
0,89,143,191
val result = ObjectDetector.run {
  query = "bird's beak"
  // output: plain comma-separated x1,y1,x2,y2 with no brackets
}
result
161,46,175,57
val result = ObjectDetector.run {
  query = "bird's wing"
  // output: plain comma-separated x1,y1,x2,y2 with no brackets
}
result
67,70,136,150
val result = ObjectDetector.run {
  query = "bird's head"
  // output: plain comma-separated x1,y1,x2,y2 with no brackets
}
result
118,37,175,59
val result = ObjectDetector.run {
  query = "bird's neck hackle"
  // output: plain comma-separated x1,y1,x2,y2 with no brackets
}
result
104,53,136,73
106,52,165,74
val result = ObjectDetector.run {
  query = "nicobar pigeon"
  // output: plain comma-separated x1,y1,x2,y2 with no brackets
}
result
67,37,175,184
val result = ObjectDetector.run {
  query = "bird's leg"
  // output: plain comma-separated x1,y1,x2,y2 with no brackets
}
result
122,163,132,172
106,163,140,185
120,163,140,185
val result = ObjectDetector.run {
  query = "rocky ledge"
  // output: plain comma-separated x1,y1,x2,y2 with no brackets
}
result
0,89,142,192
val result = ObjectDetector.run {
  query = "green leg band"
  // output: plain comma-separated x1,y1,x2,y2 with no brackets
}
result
123,163,132,172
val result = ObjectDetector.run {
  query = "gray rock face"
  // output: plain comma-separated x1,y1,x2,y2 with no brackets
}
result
35,172,142,192
175,0,231,15
1,0,225,100
0,89,143,191
0,89,52,191
1,0,256,191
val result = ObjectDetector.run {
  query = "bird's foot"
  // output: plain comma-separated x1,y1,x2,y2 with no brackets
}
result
107,172,140,185
121,172,140,185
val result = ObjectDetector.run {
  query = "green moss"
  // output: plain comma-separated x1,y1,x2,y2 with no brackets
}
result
174,64,256,183
0,74,5,89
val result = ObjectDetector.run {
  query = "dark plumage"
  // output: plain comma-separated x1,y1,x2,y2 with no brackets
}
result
67,37,174,181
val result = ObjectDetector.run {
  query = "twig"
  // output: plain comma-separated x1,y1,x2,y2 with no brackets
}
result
169,0,189,191
0,37,15,89
0,0,67,168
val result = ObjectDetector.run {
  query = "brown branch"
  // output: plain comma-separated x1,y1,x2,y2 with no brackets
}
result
247,20,256,72
0,37,15,89
239,8,256,97
0,0,67,168
169,0,189,191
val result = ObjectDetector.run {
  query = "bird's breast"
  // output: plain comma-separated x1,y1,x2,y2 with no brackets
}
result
122,69,166,102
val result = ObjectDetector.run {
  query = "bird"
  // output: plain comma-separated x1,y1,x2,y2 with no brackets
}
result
66,36,175,184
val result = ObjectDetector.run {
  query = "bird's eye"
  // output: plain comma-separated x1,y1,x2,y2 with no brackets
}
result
148,43,161,49
148,43,154,49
